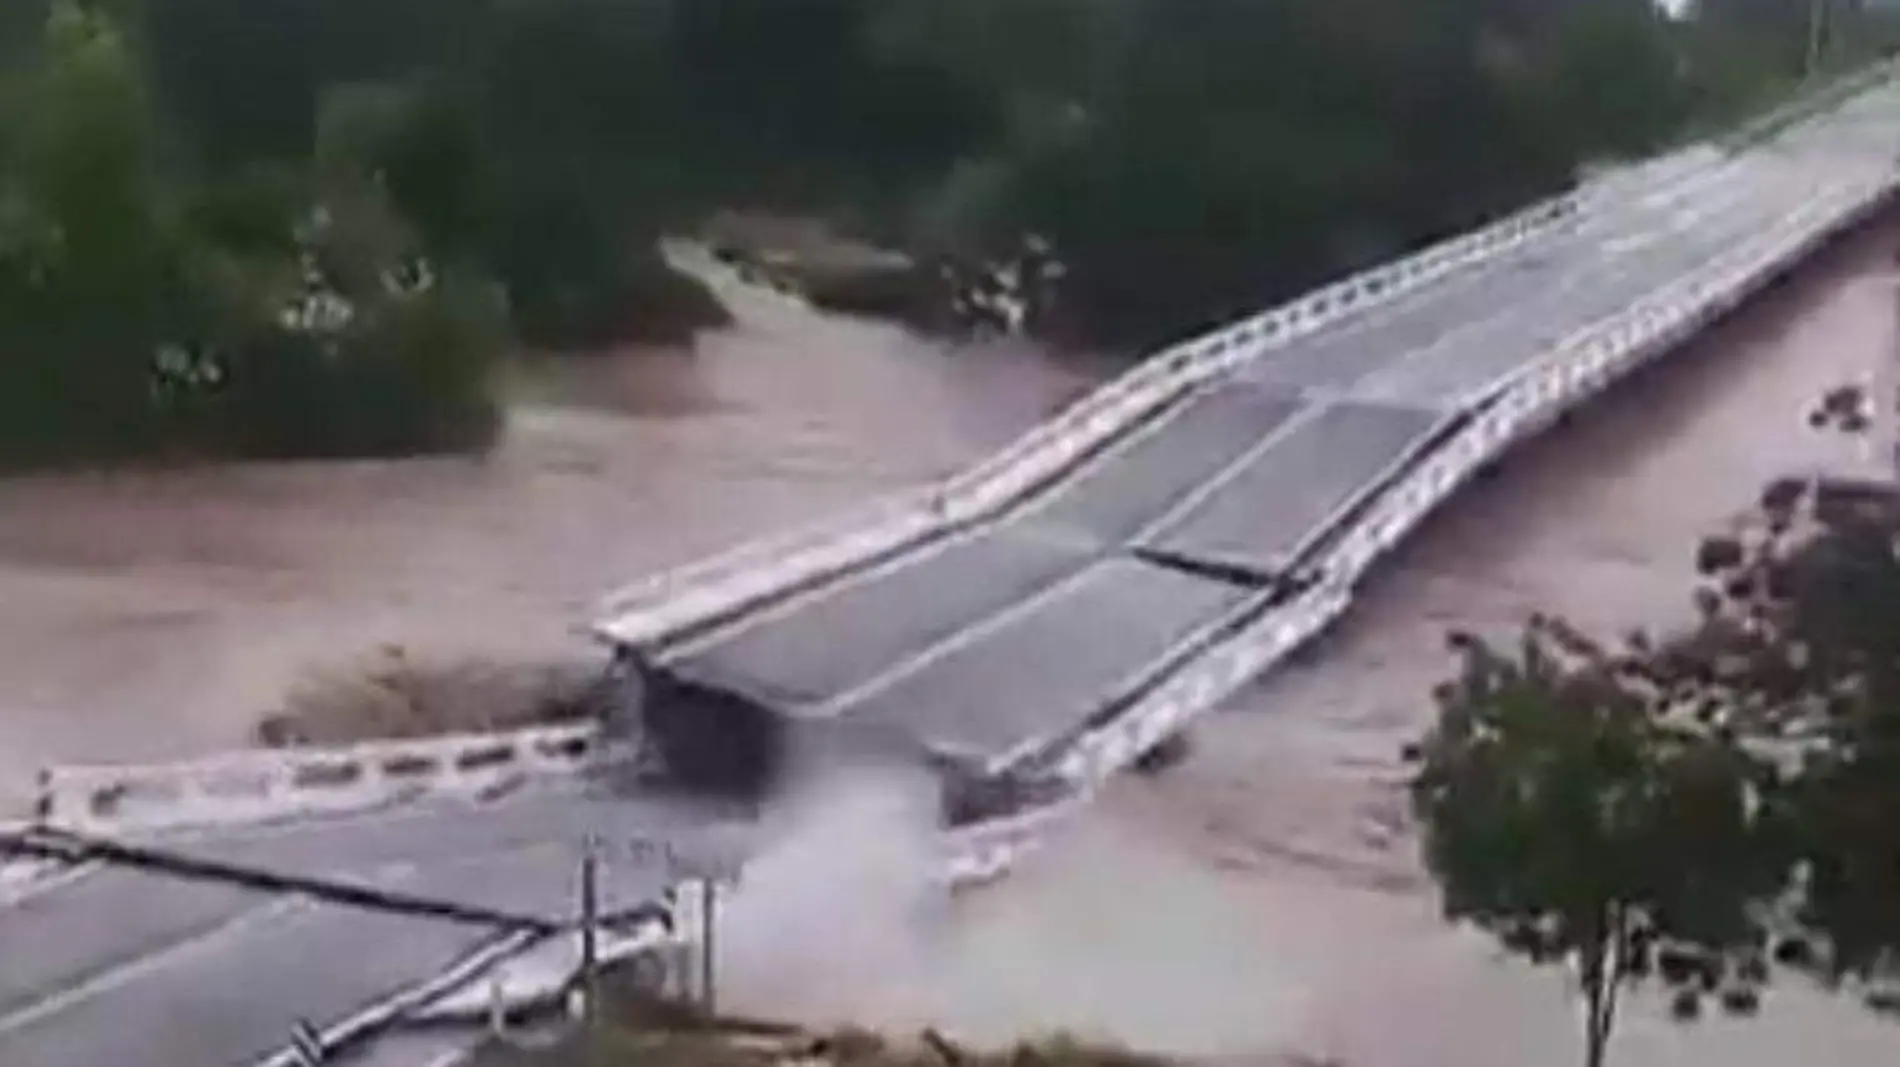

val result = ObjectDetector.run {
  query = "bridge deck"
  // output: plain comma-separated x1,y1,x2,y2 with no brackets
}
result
663,527,1098,709
1238,234,1597,394
657,386,1449,758
0,787,732,1067
1016,381,1309,545
1353,188,1779,409
11,80,1899,1067
647,148,1848,770
1,885,505,1067
831,555,1248,759
1135,400,1446,578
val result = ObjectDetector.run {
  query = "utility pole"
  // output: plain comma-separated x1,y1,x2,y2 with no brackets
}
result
698,877,717,1016
1807,0,1831,78
578,835,601,1031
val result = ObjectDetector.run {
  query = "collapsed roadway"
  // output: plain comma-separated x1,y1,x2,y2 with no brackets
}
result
6,66,1900,1067
607,96,1900,834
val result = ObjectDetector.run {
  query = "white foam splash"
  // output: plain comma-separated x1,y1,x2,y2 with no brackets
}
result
712,762,946,1028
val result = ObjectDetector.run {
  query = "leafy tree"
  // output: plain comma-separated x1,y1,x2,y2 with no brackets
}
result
100,0,1847,355
885,0,1710,349
1413,389,1900,1065
1,0,1876,468
1524,0,1692,160
1409,618,1787,1067
0,0,172,462
168,165,507,458
0,0,507,466
664,0,997,209
1667,470,1900,992
132,0,472,166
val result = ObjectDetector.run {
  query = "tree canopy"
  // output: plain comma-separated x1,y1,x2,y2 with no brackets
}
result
1411,401,1900,1065
2,0,1891,466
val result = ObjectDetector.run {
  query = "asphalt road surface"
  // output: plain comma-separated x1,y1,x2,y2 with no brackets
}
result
655,119,1885,769
0,784,741,1067
9,83,1899,1067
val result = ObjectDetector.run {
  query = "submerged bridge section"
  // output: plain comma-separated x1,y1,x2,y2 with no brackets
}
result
631,89,1900,788
7,65,1900,1067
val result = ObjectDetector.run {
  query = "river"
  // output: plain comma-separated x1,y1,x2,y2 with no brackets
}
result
4,223,1900,1065
0,255,1093,810
791,218,1900,1064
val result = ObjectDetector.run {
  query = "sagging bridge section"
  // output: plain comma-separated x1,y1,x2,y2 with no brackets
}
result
7,64,1900,1067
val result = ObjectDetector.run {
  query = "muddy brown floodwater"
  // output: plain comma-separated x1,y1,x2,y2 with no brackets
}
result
0,259,1094,811
9,222,1900,1067
816,219,1900,1065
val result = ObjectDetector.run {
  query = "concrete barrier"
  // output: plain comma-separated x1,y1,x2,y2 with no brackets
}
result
593,191,1586,650
21,62,1884,1067
27,71,1900,876
590,59,1900,655
253,927,543,1067
1049,166,1898,795
35,723,598,835
0,819,71,908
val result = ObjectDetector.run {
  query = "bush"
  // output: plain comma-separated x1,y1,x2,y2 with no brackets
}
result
258,646,607,747
188,272,505,460
468,1011,1172,1067
606,252,734,348
0,2,508,469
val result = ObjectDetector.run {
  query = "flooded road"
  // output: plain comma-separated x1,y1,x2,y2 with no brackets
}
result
0,263,1093,807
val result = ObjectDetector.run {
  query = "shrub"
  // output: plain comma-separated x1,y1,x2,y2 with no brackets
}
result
0,2,509,469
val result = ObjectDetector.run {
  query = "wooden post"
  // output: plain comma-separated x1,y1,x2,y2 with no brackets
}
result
1806,0,1829,79
487,972,507,1041
699,878,717,1016
33,768,51,828
579,835,600,1030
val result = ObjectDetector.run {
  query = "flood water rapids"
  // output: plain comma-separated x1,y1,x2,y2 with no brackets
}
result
5,227,1900,1065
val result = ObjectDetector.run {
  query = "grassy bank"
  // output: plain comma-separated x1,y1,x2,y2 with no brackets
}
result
466,991,1172,1067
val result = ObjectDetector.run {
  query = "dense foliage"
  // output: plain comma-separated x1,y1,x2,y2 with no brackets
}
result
0,0,506,464
1411,396,1900,1066
1,0,1892,465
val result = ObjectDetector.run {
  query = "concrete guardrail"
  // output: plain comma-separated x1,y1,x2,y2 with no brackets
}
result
591,57,1900,654
592,191,1586,650
1051,168,1899,807
32,723,598,836
19,72,1900,882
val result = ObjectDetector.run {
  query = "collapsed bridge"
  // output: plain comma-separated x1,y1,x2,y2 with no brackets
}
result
8,61,1900,1067
607,75,1900,833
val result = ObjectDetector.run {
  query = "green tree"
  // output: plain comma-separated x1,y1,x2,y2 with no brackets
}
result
1627,387,1900,996
164,174,506,459
133,0,471,165
0,1,508,467
109,0,1822,355
882,0,1705,349
1669,469,1900,992
1414,385,1900,1065
1409,617,1787,1067
3,0,1866,439
0,0,172,462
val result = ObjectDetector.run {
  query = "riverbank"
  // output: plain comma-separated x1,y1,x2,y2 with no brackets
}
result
0,265,1093,812
464,991,1174,1067
10,220,1900,1067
